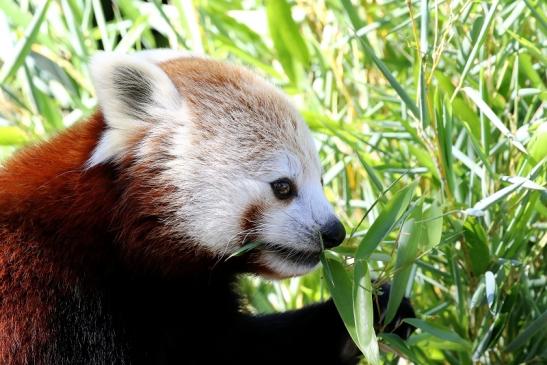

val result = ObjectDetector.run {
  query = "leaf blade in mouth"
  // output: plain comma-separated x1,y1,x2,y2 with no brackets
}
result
226,241,263,260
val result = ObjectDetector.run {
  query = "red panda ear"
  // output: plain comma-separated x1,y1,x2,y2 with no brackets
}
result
90,52,182,126
87,52,183,166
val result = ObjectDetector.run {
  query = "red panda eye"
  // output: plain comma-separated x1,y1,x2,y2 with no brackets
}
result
270,178,294,200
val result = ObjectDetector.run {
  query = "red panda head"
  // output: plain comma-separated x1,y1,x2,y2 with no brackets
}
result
88,50,345,278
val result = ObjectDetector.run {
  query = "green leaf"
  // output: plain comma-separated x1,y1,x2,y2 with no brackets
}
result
463,220,490,275
435,72,481,138
115,15,150,52
226,241,262,260
151,0,188,49
24,64,63,132
424,200,443,249
524,0,547,35
355,152,384,193
0,0,52,84
354,182,417,260
0,0,32,28
435,95,457,196
473,313,508,360
61,0,90,58
384,203,424,324
116,0,156,48
528,122,547,162
404,318,471,350
507,30,547,66
462,87,527,154
451,0,500,100
91,0,112,51
379,333,420,363
266,0,309,84
340,0,420,118
0,126,28,145
321,255,357,343
408,144,439,181
353,261,379,365
505,310,547,351
465,181,526,216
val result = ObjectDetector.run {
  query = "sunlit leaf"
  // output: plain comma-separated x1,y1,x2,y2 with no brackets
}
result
0,0,51,83
354,182,417,260
353,261,379,365
321,255,357,343
385,202,424,324
0,126,28,145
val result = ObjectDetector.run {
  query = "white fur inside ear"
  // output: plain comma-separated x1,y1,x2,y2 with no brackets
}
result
87,52,183,167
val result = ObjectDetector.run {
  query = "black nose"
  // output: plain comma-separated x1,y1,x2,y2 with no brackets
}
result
320,219,346,249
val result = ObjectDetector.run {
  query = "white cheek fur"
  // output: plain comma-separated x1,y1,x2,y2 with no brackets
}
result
170,173,267,255
261,251,319,278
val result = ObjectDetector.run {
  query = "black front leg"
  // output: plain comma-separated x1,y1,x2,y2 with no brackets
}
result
220,300,358,365
373,283,416,339
209,285,414,365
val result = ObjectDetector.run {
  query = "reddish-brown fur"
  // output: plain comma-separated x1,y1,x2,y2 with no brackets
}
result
1,114,107,363
0,113,216,363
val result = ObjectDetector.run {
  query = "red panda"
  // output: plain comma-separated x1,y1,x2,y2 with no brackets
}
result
0,50,413,364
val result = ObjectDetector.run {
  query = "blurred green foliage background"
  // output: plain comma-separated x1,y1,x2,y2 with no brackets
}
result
0,0,546,364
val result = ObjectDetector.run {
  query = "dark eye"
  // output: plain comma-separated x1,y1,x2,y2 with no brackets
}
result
270,178,295,200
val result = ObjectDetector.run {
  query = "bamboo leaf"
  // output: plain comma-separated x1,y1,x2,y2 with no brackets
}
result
0,126,28,145
340,0,420,118
485,271,496,313
463,87,527,154
226,241,262,260
353,261,380,365
452,0,500,99
424,200,443,250
528,122,547,162
404,318,471,349
465,181,525,216
354,182,417,260
379,333,420,363
0,0,51,84
384,203,424,324
473,313,508,360
266,0,309,84
321,255,357,343
505,310,547,351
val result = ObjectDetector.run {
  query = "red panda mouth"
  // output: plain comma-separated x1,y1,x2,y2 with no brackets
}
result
264,243,322,267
